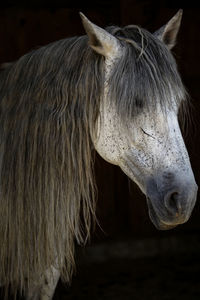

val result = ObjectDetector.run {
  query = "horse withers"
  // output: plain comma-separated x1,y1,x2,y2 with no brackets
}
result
0,9,197,300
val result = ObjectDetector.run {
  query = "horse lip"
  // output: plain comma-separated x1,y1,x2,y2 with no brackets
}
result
147,197,179,230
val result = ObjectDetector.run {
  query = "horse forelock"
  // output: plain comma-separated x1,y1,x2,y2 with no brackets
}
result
105,25,188,123
0,35,104,293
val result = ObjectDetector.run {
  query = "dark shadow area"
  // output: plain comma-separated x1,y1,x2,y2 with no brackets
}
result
54,235,200,299
55,253,200,300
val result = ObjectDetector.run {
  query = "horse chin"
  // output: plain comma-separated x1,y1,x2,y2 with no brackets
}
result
147,199,178,231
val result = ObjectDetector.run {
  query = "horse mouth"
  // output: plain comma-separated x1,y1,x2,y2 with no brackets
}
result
147,198,178,230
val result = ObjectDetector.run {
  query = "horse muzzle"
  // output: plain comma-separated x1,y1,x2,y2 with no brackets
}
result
146,173,198,230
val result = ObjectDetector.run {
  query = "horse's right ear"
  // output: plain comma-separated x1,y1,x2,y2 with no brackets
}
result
80,12,121,58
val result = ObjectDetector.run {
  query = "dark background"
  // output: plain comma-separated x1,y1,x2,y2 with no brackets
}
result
0,1,200,299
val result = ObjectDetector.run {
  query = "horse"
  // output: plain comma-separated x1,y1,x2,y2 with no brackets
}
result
0,9,197,300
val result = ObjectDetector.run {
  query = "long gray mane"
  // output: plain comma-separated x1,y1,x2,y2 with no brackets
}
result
0,36,103,293
0,24,187,294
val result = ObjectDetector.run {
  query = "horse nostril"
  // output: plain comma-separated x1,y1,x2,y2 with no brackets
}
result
164,191,181,216
168,192,178,208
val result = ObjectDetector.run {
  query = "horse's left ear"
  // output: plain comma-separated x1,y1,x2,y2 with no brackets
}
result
80,12,121,58
154,9,183,49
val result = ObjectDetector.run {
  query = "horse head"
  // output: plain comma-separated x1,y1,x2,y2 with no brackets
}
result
81,10,198,230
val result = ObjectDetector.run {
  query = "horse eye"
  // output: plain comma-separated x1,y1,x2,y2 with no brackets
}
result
140,128,156,140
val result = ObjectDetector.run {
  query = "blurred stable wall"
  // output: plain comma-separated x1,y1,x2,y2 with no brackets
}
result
0,1,199,241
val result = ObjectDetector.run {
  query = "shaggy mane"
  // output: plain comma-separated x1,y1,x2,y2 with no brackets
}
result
0,35,104,293
107,25,187,119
